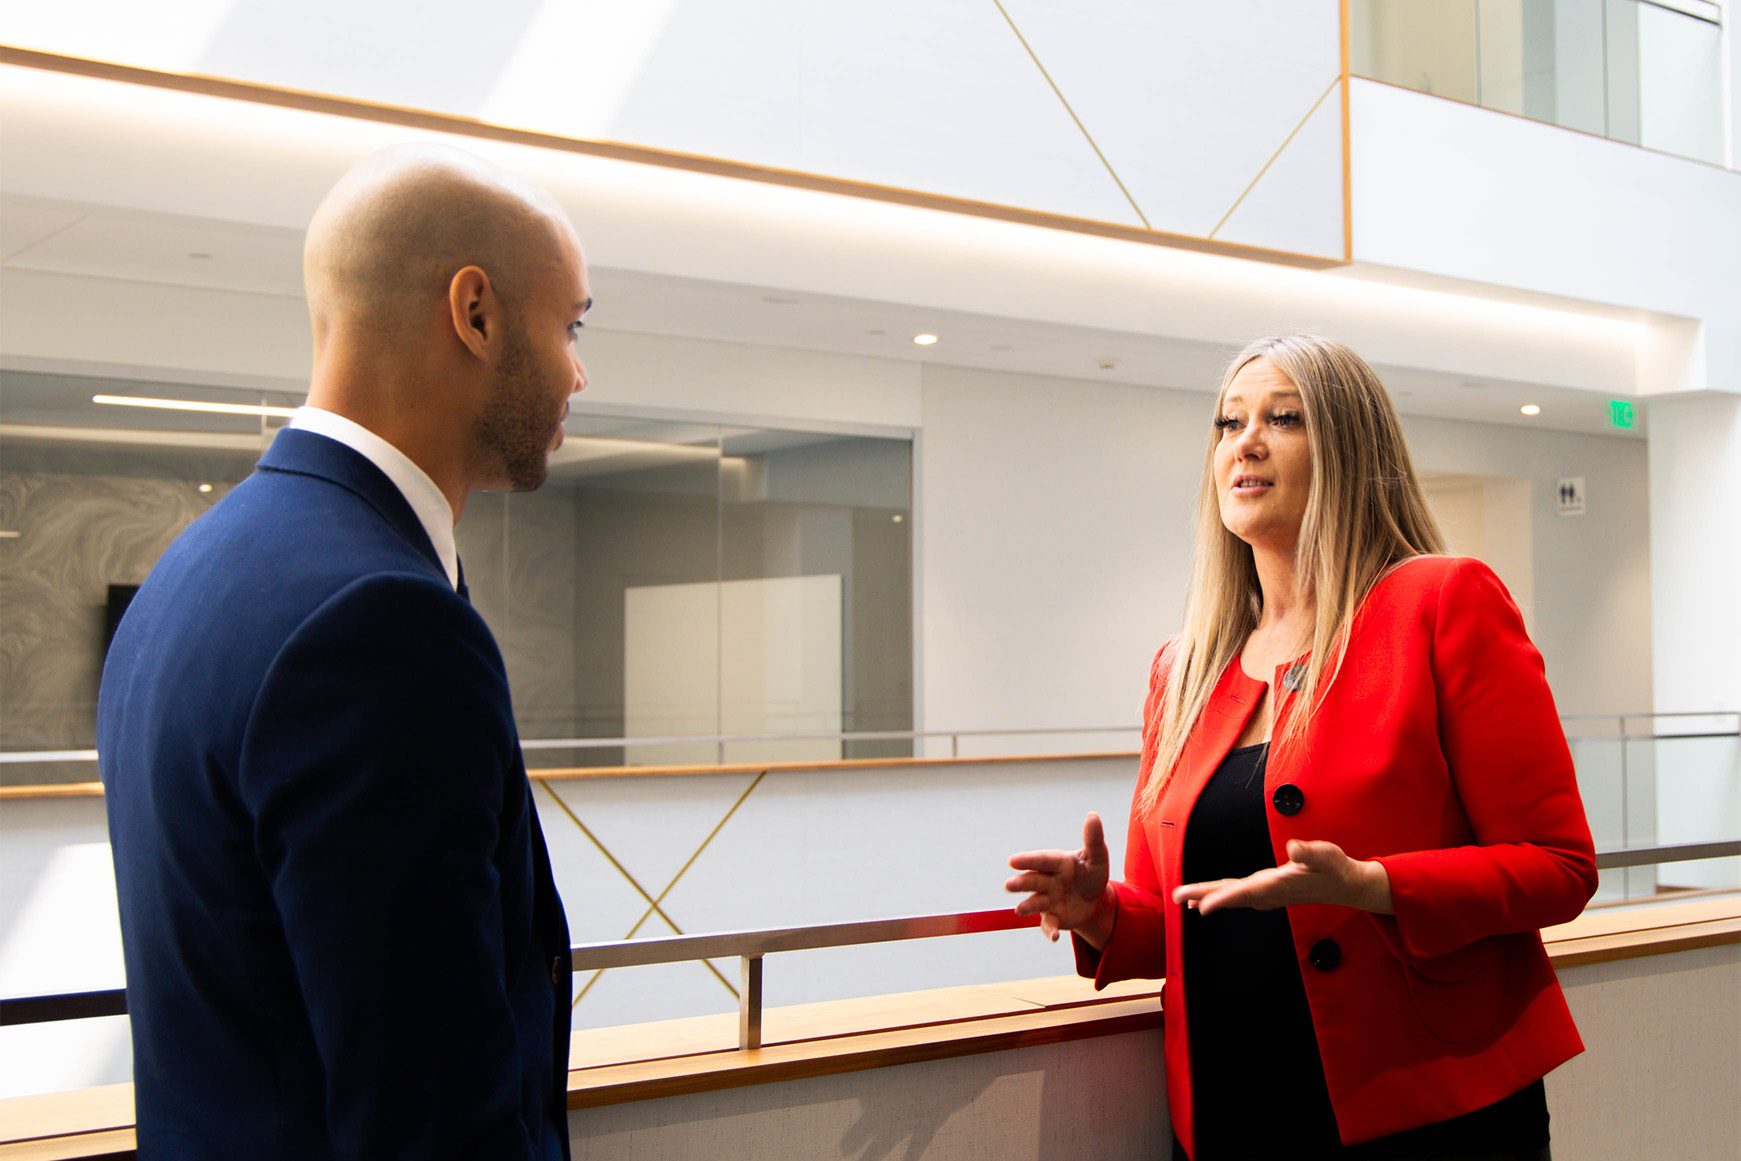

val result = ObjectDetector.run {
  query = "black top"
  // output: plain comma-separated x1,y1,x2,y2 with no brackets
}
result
1178,743,1548,1161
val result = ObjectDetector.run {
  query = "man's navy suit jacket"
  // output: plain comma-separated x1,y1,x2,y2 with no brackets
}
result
98,428,572,1160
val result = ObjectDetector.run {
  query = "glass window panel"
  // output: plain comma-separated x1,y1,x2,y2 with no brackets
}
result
1636,1,1724,163
455,415,915,772
1355,0,1725,160
1539,0,1608,136
1352,0,1481,105
1478,0,1528,115
1604,0,1643,144
0,373,918,783
718,430,912,764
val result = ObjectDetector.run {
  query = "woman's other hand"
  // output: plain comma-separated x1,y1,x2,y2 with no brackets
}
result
1172,839,1394,916
1006,812,1117,947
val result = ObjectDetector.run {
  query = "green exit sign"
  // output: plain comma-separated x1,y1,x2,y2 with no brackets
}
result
1609,400,1634,429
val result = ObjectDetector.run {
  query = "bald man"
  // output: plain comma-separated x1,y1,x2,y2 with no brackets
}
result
98,144,588,1161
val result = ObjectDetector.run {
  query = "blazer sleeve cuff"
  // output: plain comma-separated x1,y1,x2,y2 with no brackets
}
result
1367,851,1448,961
1076,880,1168,989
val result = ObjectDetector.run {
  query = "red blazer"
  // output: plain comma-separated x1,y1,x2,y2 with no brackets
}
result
1078,555,1598,1152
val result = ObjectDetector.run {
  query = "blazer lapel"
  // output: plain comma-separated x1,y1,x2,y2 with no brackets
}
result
1157,657,1268,882
257,427,446,579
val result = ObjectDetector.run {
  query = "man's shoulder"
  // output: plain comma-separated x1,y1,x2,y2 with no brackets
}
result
164,464,435,596
106,468,457,709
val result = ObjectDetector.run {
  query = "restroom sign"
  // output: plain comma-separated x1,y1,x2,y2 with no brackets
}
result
1556,477,1586,516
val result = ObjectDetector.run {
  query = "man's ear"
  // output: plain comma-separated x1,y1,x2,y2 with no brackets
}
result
448,265,496,359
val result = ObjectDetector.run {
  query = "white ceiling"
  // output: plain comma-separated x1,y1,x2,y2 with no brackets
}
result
0,192,1646,440
0,57,1659,441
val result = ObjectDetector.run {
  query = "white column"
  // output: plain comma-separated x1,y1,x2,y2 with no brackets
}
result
1647,392,1741,889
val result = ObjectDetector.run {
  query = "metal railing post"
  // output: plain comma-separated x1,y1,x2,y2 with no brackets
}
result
738,955,763,1050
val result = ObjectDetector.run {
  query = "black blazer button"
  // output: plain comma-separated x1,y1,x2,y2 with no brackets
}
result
1272,783,1304,816
1309,939,1341,972
550,955,565,984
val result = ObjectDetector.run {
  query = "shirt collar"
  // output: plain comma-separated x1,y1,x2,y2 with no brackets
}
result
287,407,459,590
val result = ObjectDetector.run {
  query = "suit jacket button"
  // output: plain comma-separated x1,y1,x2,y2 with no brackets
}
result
1272,783,1304,816
1309,939,1341,972
550,955,565,984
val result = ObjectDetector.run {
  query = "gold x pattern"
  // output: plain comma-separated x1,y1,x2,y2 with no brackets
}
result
539,772,767,1010
993,0,1345,251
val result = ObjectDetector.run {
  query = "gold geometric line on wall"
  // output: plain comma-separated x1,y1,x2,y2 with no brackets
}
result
541,771,768,1010
0,45,1346,271
991,0,1153,230
1207,75,1342,241
569,771,766,1008
538,779,687,937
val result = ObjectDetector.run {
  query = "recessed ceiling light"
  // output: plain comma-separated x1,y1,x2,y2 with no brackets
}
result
892,514,904,523
198,483,213,493
912,333,938,346
1094,357,1120,371
93,394,297,418
1520,404,1541,416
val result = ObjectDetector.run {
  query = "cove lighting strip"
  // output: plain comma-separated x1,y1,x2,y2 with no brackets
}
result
93,395,298,419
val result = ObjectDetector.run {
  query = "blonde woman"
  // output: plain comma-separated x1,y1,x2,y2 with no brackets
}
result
1007,336,1596,1161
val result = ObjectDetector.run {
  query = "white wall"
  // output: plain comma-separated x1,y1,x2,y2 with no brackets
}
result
1547,943,1741,1160
1421,474,1535,635
575,328,920,434
1647,393,1741,889
915,363,1651,735
1350,77,1741,396
0,797,129,1098
0,268,310,391
1403,413,1653,716
2,1,1345,260
915,363,1201,743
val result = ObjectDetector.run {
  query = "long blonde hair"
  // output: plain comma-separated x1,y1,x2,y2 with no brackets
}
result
1139,335,1445,813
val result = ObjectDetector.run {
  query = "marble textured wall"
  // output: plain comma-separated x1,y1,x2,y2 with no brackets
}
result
0,439,258,784
456,487,581,747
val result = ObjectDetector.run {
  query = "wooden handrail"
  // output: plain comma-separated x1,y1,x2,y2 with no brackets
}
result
0,750,1142,799
2,893,1735,1158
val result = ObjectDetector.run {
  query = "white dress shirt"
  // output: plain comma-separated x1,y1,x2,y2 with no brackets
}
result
287,407,460,590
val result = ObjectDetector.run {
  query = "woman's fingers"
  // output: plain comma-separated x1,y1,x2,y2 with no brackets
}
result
1081,812,1107,859
1003,870,1062,895
1007,849,1073,873
1172,878,1241,906
1008,815,1112,940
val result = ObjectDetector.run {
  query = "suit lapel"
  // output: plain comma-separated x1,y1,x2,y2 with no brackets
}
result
257,427,446,579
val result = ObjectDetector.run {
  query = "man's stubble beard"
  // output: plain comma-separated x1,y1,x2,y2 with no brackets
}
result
474,321,556,492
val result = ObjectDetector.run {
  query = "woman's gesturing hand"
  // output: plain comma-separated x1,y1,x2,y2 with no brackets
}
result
1005,812,1117,948
1171,839,1394,916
